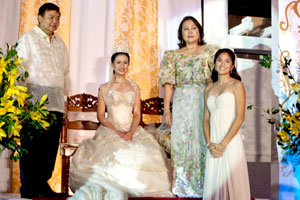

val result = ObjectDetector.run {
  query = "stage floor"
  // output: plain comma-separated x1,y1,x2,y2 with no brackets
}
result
0,193,266,200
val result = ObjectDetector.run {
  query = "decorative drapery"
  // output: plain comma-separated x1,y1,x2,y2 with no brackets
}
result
114,0,159,123
11,0,72,193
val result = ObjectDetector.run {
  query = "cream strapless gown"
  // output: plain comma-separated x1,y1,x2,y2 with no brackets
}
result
68,89,172,200
203,92,250,200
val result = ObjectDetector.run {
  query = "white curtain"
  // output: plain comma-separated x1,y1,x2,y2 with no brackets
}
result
0,0,21,192
0,0,21,50
69,0,115,96
158,0,202,58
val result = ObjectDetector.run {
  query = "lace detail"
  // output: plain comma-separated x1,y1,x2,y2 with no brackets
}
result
69,81,171,199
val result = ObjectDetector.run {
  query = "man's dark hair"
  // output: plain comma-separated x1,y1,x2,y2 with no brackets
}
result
38,3,60,17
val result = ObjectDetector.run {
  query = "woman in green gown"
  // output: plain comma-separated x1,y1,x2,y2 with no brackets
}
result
158,16,218,197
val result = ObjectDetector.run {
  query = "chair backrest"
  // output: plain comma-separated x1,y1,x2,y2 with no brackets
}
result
60,93,99,194
140,97,171,127
61,93,99,145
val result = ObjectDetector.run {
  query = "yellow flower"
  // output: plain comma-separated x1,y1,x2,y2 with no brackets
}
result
40,94,48,105
0,99,17,115
14,56,23,68
285,114,292,123
290,83,300,92
6,85,20,97
16,85,27,93
0,57,8,83
0,122,7,141
0,108,7,115
8,68,19,86
30,111,42,121
40,120,50,129
0,56,8,67
16,92,29,106
277,131,289,142
11,121,22,137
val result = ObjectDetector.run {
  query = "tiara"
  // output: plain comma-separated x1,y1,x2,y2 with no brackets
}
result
111,41,130,55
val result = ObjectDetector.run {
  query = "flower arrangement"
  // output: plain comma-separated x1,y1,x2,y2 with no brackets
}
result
275,57,300,158
0,43,50,161
248,55,300,159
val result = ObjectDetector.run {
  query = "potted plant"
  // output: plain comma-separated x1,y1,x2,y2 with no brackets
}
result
0,43,50,161
248,55,300,187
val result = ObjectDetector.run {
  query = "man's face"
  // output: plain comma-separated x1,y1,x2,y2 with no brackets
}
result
38,10,60,36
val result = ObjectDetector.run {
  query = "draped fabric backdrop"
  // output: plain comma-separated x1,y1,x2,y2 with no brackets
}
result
68,0,115,96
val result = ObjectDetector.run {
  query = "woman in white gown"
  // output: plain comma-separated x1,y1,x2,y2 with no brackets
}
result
203,48,251,200
68,51,172,200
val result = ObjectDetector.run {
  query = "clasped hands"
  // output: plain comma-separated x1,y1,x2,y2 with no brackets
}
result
115,130,134,141
207,142,226,158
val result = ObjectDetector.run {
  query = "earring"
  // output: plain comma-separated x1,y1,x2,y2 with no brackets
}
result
181,40,184,44
199,38,201,43
230,68,233,74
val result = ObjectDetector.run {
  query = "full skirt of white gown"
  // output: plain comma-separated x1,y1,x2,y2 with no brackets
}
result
68,83,172,200
203,92,251,200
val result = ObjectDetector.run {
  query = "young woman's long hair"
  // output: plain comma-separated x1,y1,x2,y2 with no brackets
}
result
211,48,242,83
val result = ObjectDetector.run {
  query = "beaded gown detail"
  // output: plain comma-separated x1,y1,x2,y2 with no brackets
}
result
68,82,171,200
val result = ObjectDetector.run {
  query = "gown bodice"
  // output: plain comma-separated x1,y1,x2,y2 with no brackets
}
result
206,92,236,143
207,92,235,119
106,90,135,132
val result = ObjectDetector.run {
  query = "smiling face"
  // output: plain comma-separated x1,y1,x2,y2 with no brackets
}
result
215,52,235,75
112,54,129,76
38,10,60,36
182,19,200,45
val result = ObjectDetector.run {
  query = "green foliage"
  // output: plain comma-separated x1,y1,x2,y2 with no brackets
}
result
259,55,272,69
0,43,50,161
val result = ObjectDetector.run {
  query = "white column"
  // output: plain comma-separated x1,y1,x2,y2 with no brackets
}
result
0,0,21,50
203,0,228,47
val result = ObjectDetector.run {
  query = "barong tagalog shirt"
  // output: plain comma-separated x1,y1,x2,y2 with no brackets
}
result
17,25,69,113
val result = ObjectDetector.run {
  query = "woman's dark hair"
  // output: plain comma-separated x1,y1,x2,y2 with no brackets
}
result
211,48,242,82
177,16,205,49
111,52,130,63
38,3,60,17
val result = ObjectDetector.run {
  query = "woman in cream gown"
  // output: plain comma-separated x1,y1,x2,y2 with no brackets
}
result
203,48,250,200
68,52,172,200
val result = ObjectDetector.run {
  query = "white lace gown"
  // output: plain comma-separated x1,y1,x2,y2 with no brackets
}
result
203,92,251,200
68,82,172,200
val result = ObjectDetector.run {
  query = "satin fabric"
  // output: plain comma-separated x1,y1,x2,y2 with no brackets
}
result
68,82,172,200
203,92,250,200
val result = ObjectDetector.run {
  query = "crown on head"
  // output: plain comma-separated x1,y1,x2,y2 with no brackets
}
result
111,41,130,55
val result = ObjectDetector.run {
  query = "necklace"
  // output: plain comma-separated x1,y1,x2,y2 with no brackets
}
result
219,79,231,86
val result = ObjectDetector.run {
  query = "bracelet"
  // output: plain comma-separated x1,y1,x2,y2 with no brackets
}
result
206,142,211,147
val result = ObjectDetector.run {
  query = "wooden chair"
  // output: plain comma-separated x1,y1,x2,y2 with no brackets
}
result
60,93,100,194
60,95,169,194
